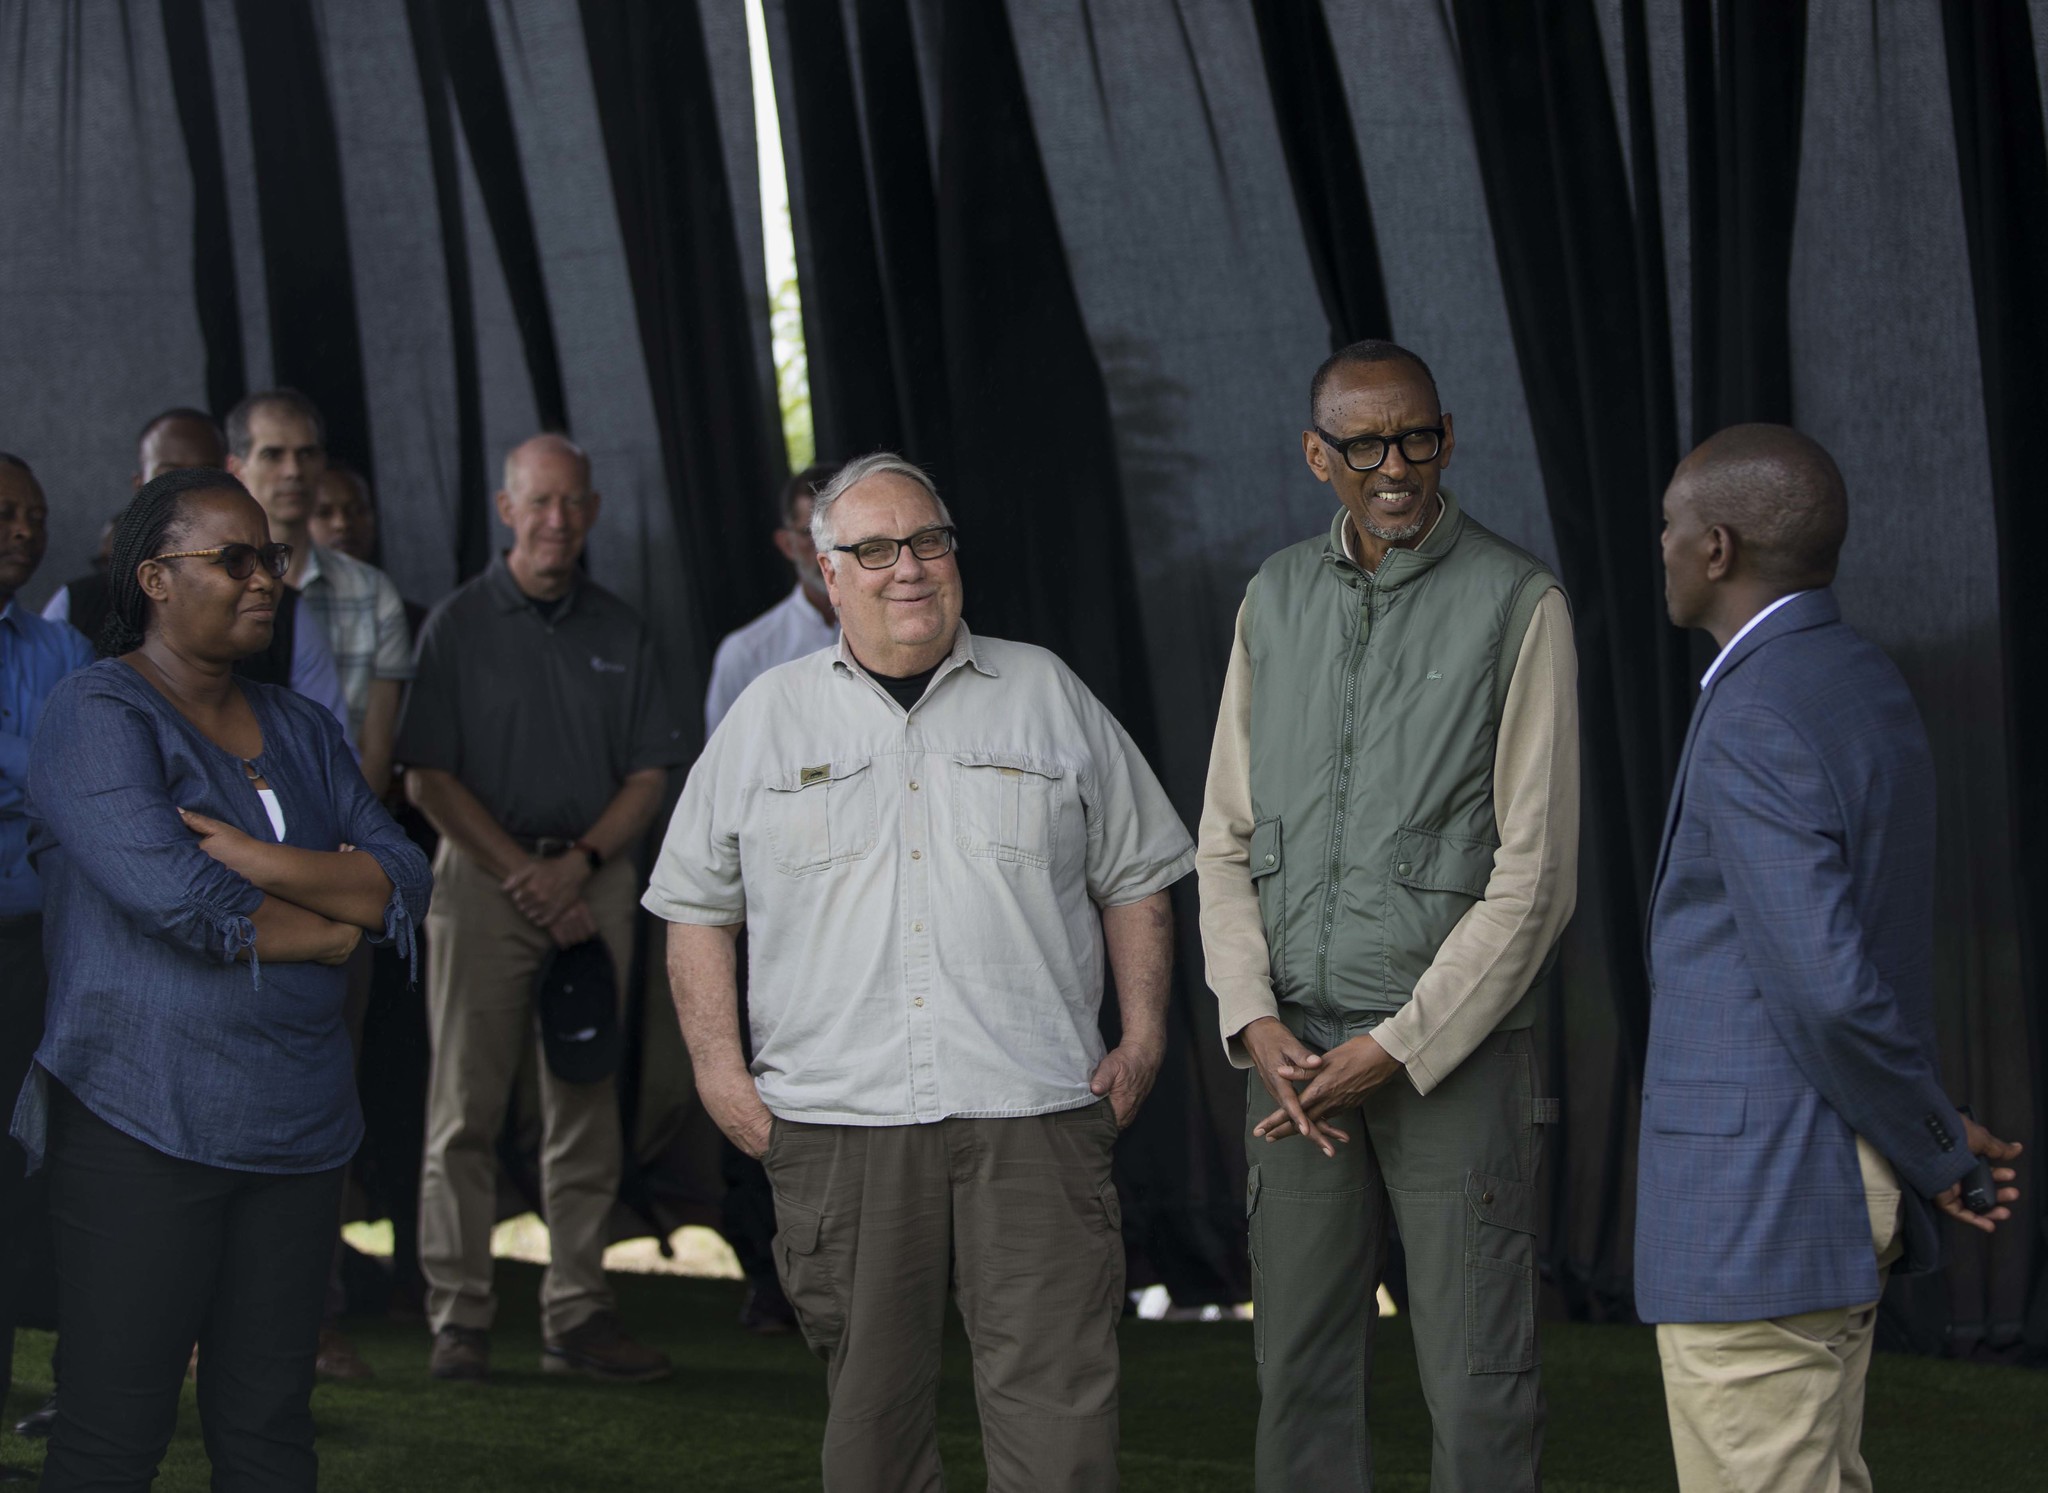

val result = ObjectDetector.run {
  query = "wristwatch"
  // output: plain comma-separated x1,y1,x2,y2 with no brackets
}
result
573,840,603,873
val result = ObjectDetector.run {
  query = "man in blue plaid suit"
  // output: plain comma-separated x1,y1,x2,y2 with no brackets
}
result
1638,424,2021,1492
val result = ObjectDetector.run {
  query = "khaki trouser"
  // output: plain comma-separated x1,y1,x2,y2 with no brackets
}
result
763,1103,1125,1493
1656,1143,1905,1493
1246,1022,1549,1493
419,841,638,1340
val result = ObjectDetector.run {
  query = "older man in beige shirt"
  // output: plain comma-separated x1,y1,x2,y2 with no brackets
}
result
648,453,1194,1492
1197,339,1579,1493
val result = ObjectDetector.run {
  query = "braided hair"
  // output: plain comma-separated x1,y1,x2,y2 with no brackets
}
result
99,467,252,658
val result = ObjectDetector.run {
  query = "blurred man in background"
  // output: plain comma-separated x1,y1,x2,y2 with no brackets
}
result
400,433,684,1384
0,454,93,1456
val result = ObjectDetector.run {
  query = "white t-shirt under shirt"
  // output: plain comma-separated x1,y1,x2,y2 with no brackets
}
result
256,787,287,841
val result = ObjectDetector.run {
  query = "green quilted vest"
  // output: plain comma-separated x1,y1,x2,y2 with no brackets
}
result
1243,491,1558,1048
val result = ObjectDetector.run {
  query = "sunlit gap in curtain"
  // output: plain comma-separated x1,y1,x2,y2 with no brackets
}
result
746,0,814,470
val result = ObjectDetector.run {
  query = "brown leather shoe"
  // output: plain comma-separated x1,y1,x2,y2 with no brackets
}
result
429,1325,490,1382
540,1312,672,1383
316,1327,374,1381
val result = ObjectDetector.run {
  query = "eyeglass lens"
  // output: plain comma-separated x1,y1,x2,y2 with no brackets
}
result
1343,429,1442,472
221,543,292,579
853,529,954,569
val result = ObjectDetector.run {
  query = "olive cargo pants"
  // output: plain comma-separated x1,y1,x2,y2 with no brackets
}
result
763,1103,1125,1493
1246,1024,1549,1492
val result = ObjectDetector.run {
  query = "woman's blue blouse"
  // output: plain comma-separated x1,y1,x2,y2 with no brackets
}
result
11,660,432,1173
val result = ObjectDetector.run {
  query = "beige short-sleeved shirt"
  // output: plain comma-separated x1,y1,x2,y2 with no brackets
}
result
644,623,1196,1125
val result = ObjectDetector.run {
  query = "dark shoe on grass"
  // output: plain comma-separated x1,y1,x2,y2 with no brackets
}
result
429,1326,490,1382
541,1312,672,1383
12,1394,56,1439
317,1327,375,1381
738,1280,797,1336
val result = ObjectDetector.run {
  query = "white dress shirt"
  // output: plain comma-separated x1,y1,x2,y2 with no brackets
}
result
1700,591,1812,690
703,585,839,734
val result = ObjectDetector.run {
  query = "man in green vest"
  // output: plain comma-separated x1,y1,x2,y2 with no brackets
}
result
1196,340,1580,1492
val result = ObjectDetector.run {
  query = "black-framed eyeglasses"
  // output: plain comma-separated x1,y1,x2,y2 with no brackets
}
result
1313,424,1445,473
832,526,957,571
149,542,293,580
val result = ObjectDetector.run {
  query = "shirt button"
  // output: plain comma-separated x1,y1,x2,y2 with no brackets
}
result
1264,853,1275,866
913,997,925,1008
1396,862,1411,875
913,921,924,932
911,849,922,860
909,779,920,791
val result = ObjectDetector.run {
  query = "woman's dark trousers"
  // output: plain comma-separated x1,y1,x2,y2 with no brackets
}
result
40,1082,342,1493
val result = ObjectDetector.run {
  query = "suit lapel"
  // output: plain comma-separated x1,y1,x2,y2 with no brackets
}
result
1643,589,1844,959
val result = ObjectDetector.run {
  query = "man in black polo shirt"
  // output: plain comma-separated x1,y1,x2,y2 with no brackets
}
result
397,433,684,1383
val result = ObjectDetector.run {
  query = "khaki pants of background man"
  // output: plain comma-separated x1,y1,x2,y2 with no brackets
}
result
764,1102,1125,1493
1656,1142,1905,1493
419,842,639,1341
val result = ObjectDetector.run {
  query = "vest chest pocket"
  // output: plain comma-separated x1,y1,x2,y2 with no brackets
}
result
950,752,1062,866
763,758,878,875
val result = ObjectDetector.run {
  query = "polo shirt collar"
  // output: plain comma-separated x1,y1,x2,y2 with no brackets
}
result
484,552,584,620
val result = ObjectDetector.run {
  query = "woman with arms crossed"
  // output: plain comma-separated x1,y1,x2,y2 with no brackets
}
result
11,468,432,1491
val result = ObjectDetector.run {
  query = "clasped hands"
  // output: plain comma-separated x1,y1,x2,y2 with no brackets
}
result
503,850,596,947
1242,1015,1403,1160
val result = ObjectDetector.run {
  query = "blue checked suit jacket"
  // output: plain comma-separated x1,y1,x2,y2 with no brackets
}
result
1634,589,1976,1324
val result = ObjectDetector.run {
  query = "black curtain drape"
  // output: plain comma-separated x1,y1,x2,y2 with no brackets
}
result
579,0,787,655
230,0,373,480
1939,0,2048,1359
1249,0,1393,351
159,0,246,422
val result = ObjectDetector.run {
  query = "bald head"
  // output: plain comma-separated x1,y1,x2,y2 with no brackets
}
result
137,410,228,487
496,433,598,598
1670,424,1848,586
503,432,590,494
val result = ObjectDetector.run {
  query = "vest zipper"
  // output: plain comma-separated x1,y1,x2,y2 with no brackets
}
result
1314,582,1373,1020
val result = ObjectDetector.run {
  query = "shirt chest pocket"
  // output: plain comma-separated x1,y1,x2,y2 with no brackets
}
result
950,752,1063,867
762,758,879,875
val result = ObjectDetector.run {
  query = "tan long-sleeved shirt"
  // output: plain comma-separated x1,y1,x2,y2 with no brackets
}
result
1195,585,1580,1096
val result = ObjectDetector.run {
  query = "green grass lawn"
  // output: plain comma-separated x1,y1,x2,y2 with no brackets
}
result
5,1262,2043,1489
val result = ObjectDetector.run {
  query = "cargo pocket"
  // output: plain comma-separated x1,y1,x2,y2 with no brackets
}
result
1249,816,1285,987
1246,1165,1265,1364
1463,1170,1536,1375
951,751,1063,865
771,1195,843,1357
763,758,878,875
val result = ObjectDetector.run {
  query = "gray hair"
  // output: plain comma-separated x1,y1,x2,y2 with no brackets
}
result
809,451,955,561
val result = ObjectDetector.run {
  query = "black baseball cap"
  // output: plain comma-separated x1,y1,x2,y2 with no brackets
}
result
534,937,621,1084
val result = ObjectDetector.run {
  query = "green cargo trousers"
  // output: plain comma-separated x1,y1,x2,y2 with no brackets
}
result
1245,1023,1549,1493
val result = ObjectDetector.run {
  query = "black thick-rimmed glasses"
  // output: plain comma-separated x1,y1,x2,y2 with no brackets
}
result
832,525,957,571
1313,424,1445,473
149,542,293,580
